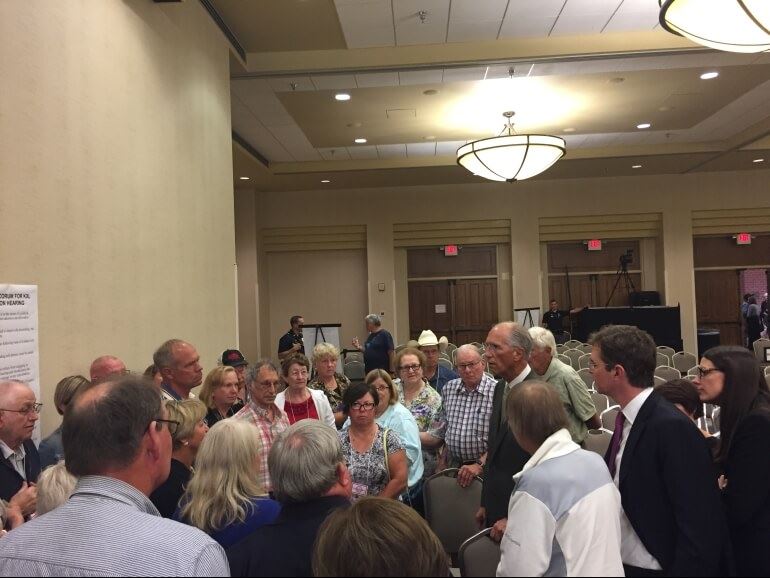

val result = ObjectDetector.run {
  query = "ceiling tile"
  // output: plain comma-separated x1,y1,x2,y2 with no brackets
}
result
377,144,408,158
448,0,508,42
318,147,352,161
310,75,359,90
406,142,438,156
355,72,400,88
602,0,659,33
232,81,295,128
393,0,450,46
550,0,621,36
499,0,565,38
347,145,380,160
268,125,322,162
268,76,316,93
442,66,487,83
399,69,445,85
334,0,395,48
436,140,467,155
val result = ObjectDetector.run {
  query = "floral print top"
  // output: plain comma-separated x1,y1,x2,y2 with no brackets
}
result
396,379,447,478
339,424,404,500
309,373,350,414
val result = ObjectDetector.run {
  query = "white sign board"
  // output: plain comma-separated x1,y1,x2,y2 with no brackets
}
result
302,324,342,373
435,304,447,314
514,308,541,329
0,285,40,443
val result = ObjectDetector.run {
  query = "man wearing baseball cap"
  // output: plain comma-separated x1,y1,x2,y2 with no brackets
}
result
418,330,458,395
222,349,249,404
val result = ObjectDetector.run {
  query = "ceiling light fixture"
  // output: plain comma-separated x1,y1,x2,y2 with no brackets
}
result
754,158,765,163
563,128,576,133
354,138,367,144
659,0,770,53
335,93,351,101
321,179,331,183
700,71,720,80
632,164,643,169
457,111,566,182
637,123,652,129
239,177,250,180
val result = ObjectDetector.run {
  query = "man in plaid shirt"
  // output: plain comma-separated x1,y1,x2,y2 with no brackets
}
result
442,344,497,488
232,360,290,494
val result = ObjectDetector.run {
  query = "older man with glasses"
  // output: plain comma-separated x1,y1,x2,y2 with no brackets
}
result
0,380,41,519
441,345,496,488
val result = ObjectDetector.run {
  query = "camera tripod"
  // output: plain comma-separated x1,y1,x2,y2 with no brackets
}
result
605,259,637,307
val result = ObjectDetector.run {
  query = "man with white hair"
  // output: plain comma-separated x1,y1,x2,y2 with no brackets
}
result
528,327,600,443
442,345,496,487
0,380,41,518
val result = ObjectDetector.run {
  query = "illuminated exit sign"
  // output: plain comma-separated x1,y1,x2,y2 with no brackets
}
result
444,244,459,257
736,233,752,245
586,239,603,251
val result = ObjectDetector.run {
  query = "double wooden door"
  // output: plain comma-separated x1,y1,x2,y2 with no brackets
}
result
408,278,498,345
695,270,742,346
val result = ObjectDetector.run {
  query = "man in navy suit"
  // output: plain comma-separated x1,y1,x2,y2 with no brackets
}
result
0,380,41,519
589,326,726,577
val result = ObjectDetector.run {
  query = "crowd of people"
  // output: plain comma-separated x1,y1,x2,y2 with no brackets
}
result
0,313,768,577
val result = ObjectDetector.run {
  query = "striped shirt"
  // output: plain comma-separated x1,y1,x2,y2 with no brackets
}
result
231,402,290,494
0,475,230,577
442,374,497,463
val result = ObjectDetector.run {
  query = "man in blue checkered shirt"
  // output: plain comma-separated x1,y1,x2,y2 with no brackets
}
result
442,344,497,488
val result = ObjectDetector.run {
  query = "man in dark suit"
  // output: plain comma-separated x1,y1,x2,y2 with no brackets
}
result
589,325,726,577
476,322,537,541
0,380,41,519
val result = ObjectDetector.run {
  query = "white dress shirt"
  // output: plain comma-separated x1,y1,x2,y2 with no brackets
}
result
615,387,662,571
0,440,26,480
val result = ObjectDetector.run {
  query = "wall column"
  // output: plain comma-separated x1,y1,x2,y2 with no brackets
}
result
662,208,698,354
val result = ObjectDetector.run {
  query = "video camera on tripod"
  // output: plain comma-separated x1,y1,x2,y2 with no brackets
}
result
619,249,634,270
606,249,637,306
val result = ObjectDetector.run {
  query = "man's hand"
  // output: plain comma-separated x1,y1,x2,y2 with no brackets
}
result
475,507,486,530
457,464,483,488
9,482,37,517
352,337,362,351
291,342,302,352
489,517,508,542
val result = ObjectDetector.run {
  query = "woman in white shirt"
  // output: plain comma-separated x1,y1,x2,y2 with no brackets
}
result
275,354,335,428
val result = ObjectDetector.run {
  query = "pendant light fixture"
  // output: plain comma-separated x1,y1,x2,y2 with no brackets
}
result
457,112,566,182
659,0,770,53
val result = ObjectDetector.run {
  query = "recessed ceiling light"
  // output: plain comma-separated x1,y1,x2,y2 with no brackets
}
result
563,128,576,133
754,158,765,163
335,93,351,101
239,176,250,180
321,179,331,183
354,138,367,144
637,123,651,129
423,89,439,96
632,165,642,169
700,71,719,80
424,135,436,140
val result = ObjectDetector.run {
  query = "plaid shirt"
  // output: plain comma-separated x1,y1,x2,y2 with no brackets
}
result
442,373,497,463
232,402,290,494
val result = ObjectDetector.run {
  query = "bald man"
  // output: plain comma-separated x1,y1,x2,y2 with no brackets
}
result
89,355,127,384
0,380,41,519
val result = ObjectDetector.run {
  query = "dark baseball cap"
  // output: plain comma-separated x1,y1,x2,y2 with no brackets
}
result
222,349,248,367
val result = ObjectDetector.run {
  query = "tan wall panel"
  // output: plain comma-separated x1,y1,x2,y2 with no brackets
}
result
0,1,235,435
266,250,368,359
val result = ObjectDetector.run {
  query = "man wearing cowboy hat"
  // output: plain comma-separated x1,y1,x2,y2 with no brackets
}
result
418,330,458,395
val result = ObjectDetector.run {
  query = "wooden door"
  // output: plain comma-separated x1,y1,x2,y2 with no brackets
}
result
408,281,452,341
695,270,742,346
453,279,498,344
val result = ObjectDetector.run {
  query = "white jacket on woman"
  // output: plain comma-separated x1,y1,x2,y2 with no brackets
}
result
275,388,335,429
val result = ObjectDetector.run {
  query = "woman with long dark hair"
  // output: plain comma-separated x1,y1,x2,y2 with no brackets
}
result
694,346,770,576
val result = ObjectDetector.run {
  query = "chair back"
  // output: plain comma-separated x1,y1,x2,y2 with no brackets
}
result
555,344,567,355
671,352,697,375
577,368,594,390
578,343,593,354
653,375,666,386
601,406,621,432
458,529,501,578
424,469,483,558
591,391,609,413
656,352,671,368
752,338,770,364
343,360,365,381
654,366,681,382
344,351,363,364
564,340,582,350
578,353,591,370
557,353,572,367
583,429,612,456
438,357,454,371
564,349,582,369
657,346,676,361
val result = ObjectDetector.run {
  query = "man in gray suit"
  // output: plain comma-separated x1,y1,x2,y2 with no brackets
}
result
475,322,537,541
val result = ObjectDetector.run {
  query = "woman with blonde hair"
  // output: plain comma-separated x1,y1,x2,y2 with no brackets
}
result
36,461,77,516
39,375,89,469
149,399,208,518
308,342,350,428
177,419,280,547
199,366,244,427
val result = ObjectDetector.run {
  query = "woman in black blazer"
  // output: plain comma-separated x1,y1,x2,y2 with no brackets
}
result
695,345,770,577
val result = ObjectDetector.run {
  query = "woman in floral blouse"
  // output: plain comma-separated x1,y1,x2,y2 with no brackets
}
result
394,348,447,480
308,343,351,429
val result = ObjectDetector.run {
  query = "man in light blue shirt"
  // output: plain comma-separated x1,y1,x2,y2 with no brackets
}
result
0,376,229,577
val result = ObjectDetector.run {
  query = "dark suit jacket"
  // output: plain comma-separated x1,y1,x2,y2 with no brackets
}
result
613,390,726,577
226,495,350,577
480,369,535,525
722,404,770,577
0,439,41,503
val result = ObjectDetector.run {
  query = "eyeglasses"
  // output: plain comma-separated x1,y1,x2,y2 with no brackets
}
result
374,385,390,392
0,403,42,415
154,418,180,436
457,360,482,370
399,364,421,373
288,370,308,378
696,366,722,379
350,402,376,411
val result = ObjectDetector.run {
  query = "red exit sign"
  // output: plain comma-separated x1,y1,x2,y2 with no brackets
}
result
586,239,602,251
736,233,752,245
444,245,459,257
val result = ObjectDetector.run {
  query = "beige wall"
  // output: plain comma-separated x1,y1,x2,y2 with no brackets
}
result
0,0,236,436
240,169,770,358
